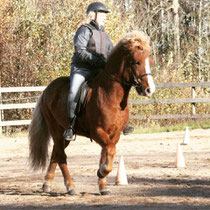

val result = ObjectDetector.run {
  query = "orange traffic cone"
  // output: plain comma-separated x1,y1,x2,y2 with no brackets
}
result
115,156,128,185
182,127,190,145
176,143,186,168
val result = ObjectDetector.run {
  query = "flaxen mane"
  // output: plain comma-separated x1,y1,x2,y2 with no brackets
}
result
109,31,151,59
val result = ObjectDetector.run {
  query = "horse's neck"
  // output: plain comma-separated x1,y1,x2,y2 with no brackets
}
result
94,70,131,110
93,48,130,108
105,81,130,99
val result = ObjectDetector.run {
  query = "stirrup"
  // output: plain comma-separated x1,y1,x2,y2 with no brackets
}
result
63,127,76,141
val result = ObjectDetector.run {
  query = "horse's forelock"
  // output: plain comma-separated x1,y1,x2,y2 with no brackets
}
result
118,31,151,52
123,31,151,52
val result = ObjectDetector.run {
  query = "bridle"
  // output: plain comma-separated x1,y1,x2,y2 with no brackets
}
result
104,50,152,88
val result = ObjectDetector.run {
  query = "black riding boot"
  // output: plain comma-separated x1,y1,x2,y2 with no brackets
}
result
63,118,76,141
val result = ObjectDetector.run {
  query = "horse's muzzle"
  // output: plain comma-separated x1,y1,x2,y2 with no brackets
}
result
145,87,152,97
135,86,153,97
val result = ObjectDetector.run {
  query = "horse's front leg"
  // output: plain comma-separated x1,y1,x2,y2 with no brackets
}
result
97,144,116,195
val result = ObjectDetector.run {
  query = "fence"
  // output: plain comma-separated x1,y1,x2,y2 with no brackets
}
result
129,82,210,120
0,86,45,134
0,82,210,133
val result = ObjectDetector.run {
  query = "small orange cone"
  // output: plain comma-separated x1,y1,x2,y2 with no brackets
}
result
115,156,128,185
182,127,190,145
176,143,186,168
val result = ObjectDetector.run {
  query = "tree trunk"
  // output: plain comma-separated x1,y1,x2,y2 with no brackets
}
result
173,0,180,74
160,0,165,75
198,0,203,81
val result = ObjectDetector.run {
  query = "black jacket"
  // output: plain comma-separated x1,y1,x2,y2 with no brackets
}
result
71,21,113,70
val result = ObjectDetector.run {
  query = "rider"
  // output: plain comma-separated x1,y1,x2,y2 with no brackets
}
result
64,2,133,141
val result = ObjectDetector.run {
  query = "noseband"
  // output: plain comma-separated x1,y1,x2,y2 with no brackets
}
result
130,62,151,88
104,50,151,88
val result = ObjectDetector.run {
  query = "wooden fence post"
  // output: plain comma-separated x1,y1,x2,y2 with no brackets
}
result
191,86,196,115
0,99,2,135
0,84,2,134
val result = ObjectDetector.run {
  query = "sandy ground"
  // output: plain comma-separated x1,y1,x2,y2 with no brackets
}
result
0,129,210,210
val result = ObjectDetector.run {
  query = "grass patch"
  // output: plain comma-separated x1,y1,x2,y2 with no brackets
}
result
132,119,210,134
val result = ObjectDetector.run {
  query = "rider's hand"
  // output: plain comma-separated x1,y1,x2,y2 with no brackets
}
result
94,53,107,68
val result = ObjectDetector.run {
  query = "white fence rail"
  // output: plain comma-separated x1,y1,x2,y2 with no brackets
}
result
0,86,46,93
0,87,45,132
0,83,210,133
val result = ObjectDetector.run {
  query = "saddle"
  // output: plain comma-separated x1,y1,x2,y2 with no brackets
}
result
76,81,90,116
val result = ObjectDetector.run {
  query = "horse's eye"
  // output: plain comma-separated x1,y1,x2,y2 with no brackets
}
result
130,60,141,65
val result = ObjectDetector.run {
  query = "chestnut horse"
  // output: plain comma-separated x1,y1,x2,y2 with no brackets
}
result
29,31,156,195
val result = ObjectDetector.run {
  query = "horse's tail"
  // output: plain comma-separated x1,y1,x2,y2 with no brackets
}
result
28,93,51,171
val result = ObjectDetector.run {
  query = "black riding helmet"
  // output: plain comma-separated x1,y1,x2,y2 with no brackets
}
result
86,2,110,14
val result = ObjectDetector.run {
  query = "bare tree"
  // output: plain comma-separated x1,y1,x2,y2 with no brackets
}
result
198,0,203,81
172,0,181,73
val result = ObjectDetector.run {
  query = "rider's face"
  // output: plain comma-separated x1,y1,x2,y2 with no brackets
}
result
96,12,107,26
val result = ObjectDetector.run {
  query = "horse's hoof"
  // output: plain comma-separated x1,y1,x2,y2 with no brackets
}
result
42,184,51,193
67,188,78,195
100,189,110,196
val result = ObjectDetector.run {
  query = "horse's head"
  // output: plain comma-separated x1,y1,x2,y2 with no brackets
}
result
106,31,155,97
123,31,156,97
112,31,155,96
126,48,155,97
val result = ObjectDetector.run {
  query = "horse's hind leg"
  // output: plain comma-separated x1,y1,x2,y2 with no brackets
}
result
98,144,116,195
43,135,77,195
42,140,76,194
42,151,57,192
41,108,76,194
58,146,77,195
